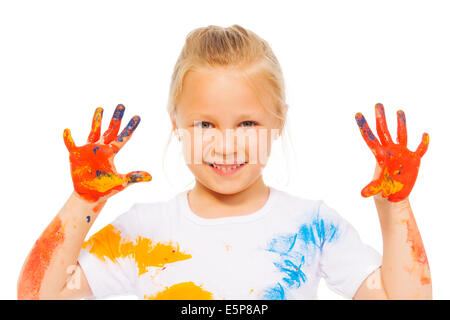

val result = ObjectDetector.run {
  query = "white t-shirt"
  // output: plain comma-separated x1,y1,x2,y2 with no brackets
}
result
78,186,382,300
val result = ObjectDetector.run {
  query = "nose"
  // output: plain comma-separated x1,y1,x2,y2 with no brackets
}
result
213,129,235,160
209,128,246,163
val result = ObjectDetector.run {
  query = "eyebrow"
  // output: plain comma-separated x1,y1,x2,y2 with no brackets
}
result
187,112,259,119
185,113,217,123
187,112,214,118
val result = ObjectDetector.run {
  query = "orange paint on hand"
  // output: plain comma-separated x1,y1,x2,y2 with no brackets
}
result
144,282,213,300
18,217,65,299
365,167,405,198
355,103,429,202
82,224,191,276
63,105,151,203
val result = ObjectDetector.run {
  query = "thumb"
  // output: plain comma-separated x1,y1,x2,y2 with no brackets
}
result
415,132,430,158
361,179,382,198
125,171,152,186
63,128,76,152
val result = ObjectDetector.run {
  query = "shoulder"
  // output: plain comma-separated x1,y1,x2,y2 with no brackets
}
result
271,187,322,219
271,188,349,234
111,192,183,239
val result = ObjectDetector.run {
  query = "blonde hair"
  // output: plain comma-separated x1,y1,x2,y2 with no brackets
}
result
167,24,288,129
163,24,296,187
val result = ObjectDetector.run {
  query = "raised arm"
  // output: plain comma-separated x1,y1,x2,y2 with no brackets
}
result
17,105,151,299
353,103,431,299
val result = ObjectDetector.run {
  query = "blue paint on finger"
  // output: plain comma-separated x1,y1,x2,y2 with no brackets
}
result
356,114,376,141
113,104,125,120
117,116,141,142
398,111,406,125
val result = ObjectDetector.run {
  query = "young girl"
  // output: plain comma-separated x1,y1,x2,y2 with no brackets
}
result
17,24,431,300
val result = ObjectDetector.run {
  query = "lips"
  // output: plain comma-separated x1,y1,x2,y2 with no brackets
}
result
205,161,246,176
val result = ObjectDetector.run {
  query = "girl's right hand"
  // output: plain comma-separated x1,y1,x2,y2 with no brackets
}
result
63,104,152,203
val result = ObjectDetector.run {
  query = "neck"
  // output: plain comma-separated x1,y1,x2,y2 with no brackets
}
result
187,176,270,218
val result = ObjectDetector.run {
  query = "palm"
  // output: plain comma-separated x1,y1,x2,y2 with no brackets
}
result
63,105,151,202
355,103,429,202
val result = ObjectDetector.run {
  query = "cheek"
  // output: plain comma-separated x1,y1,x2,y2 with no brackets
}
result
180,129,219,164
246,130,272,166
178,131,200,165
180,128,274,166
257,139,272,167
259,138,272,166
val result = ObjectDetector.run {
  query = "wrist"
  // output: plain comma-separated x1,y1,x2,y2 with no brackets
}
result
70,190,108,211
373,194,411,215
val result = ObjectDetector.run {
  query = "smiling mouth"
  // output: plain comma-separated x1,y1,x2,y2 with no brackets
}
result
205,161,247,175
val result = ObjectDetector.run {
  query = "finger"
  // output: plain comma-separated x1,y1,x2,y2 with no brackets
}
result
361,179,382,198
125,171,152,186
63,128,76,152
87,107,104,143
375,103,393,145
415,133,430,158
103,104,126,144
396,110,407,147
113,115,141,150
355,112,383,160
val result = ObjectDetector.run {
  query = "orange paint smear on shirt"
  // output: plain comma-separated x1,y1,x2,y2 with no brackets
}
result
18,217,65,299
82,224,191,276
144,282,213,300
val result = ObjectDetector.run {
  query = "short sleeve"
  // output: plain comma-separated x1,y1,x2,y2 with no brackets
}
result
317,201,382,299
78,204,140,299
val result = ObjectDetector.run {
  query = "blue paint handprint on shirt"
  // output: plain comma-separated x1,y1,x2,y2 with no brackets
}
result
263,214,340,299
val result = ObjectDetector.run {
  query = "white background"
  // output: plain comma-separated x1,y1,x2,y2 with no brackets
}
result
1,0,449,300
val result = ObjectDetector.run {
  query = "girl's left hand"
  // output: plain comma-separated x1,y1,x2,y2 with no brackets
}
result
354,103,429,202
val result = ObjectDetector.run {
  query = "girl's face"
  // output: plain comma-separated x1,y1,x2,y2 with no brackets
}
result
172,68,281,195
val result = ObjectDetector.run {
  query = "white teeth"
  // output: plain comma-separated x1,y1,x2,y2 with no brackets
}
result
211,163,244,170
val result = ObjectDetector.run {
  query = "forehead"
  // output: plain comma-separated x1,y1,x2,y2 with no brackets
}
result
177,68,268,118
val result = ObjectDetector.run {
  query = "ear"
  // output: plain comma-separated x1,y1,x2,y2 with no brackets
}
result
274,120,284,140
170,114,181,141
273,104,287,140
274,130,281,140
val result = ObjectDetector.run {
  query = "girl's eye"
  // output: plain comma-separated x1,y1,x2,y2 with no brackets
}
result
240,121,257,127
195,121,213,129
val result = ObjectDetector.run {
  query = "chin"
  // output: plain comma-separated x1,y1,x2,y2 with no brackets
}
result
188,163,262,195
207,184,248,195
200,174,261,196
